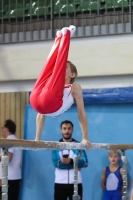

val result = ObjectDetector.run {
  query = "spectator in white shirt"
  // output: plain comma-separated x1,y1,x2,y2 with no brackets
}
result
0,119,22,200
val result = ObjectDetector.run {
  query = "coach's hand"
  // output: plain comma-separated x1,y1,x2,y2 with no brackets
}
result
61,157,71,164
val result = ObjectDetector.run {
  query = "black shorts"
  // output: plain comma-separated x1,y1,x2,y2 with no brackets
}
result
54,183,83,200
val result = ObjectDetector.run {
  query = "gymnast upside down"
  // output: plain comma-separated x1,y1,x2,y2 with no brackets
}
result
30,25,90,147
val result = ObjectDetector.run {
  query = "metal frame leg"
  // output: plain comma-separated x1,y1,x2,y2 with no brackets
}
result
121,150,129,200
73,150,82,200
2,148,8,200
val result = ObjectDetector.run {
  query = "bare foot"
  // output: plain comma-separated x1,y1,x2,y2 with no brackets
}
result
81,139,91,149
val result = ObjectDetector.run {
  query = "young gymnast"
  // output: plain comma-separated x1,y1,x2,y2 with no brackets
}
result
101,150,123,200
30,25,90,147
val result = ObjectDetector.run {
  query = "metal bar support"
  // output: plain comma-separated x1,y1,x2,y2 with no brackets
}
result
1,139,133,150
73,150,82,200
2,148,8,200
50,0,54,39
129,0,132,31
121,150,129,200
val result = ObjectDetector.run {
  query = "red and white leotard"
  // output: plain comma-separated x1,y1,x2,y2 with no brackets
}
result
30,29,74,116
45,84,74,117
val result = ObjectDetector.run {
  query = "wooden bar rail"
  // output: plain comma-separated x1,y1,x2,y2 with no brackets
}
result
0,139,133,150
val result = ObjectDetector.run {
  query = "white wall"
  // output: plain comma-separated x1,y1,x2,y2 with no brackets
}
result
1,75,133,93
0,34,133,82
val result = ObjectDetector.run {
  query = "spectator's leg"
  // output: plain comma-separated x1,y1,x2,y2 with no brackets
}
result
8,179,21,200
0,186,1,200
54,187,68,200
68,187,73,200
78,184,83,200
